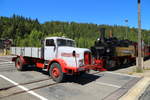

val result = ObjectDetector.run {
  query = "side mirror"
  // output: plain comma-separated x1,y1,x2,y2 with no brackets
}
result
72,51,76,57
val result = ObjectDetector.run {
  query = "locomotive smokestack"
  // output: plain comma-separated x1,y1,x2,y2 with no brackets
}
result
109,30,113,38
99,28,105,43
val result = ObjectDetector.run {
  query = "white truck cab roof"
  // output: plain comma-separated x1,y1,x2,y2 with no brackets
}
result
45,37,76,47
45,37,75,42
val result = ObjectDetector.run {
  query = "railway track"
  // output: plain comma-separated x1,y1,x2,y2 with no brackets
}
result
0,77,54,99
0,71,102,99
0,68,16,72
0,71,101,91
1,82,59,99
0,56,102,99
0,63,16,72
0,78,51,91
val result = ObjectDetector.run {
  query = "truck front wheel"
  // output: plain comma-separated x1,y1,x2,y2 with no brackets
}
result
15,58,24,71
49,63,65,83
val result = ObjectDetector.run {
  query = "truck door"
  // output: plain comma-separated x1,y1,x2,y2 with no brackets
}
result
44,39,56,60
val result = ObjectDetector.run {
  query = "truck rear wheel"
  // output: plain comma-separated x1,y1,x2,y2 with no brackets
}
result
49,63,65,83
15,58,24,71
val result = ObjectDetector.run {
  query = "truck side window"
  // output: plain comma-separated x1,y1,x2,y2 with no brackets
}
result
46,39,55,46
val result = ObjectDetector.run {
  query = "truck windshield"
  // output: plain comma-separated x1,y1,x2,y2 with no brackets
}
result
57,39,75,47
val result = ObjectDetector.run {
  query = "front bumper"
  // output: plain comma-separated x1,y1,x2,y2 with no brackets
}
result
64,64,106,75
64,66,87,74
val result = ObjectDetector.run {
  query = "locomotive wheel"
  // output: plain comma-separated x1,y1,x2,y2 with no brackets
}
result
122,59,129,65
15,58,24,71
104,60,116,70
49,63,65,83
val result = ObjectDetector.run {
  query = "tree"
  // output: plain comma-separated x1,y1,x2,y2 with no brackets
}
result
0,15,150,48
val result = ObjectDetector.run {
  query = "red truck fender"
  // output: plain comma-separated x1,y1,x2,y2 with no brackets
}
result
48,59,67,73
12,56,31,66
12,56,25,63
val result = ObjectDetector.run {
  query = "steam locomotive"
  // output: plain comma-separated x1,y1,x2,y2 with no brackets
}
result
91,28,138,69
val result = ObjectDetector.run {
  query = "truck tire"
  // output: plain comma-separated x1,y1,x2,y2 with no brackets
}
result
49,63,65,83
15,58,24,71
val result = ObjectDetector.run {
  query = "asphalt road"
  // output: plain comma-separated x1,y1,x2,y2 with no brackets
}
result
0,56,141,100
139,85,150,100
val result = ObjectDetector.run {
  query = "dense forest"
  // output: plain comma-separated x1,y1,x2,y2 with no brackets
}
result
0,15,150,48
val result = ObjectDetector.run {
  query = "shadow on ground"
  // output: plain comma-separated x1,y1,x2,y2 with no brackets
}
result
108,57,150,71
23,66,49,75
63,73,102,85
108,62,135,71
22,66,102,85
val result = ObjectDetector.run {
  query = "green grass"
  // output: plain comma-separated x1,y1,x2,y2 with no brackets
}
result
136,68,144,73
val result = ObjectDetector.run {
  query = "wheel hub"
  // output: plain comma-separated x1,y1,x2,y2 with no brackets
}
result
52,67,60,78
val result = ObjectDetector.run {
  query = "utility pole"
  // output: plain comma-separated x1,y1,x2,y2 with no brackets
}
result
148,34,149,46
137,0,143,72
125,19,128,39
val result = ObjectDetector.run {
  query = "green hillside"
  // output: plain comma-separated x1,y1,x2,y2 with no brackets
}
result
0,15,150,48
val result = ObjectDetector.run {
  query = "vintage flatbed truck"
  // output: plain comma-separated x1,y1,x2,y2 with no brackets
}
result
11,37,105,82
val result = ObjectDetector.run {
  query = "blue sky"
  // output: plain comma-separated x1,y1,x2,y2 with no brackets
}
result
0,0,150,29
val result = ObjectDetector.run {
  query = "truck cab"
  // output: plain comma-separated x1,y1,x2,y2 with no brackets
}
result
43,37,92,76
44,37,76,60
